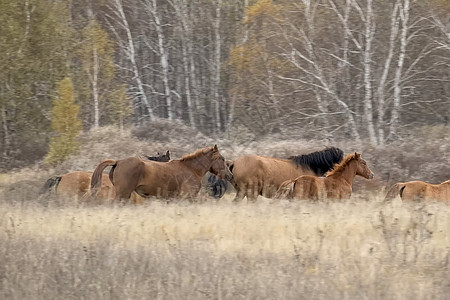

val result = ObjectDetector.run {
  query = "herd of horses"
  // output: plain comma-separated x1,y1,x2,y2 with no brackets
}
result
39,145,450,204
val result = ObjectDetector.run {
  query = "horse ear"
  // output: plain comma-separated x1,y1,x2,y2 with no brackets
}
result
214,144,218,151
157,152,160,155
166,150,170,156
355,152,361,159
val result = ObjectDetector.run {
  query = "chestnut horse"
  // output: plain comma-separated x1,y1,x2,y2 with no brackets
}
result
232,147,344,202
275,152,374,201
90,145,232,202
39,151,171,202
384,180,450,203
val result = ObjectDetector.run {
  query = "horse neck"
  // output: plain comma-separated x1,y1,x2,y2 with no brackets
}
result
329,160,358,186
182,154,213,177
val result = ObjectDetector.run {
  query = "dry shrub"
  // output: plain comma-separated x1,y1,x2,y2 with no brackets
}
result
132,119,210,144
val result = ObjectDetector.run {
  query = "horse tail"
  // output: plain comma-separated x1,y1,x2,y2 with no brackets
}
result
274,180,296,199
91,159,117,195
384,183,406,201
39,176,62,195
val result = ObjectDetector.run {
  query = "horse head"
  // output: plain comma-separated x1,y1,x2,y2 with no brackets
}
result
354,152,374,179
209,145,233,181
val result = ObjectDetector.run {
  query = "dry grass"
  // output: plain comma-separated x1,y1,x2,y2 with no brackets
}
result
1,193,449,299
1,124,450,299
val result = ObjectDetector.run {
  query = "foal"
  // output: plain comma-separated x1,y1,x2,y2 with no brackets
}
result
275,152,374,201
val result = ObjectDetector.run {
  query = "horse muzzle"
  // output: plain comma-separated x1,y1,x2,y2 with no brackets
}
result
369,172,375,179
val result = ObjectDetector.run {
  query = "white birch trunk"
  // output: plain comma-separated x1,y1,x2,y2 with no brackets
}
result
304,0,331,137
110,0,154,121
213,0,222,132
18,0,32,55
181,36,195,127
362,0,378,144
93,46,100,128
170,0,198,127
389,0,410,140
226,0,248,131
147,0,173,120
377,1,400,145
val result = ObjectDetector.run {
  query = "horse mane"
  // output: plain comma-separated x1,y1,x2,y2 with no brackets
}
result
180,146,220,161
141,150,170,162
326,152,359,177
288,147,344,176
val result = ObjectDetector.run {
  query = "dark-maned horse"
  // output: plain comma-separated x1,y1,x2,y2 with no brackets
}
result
90,145,232,202
39,151,171,202
206,160,234,198
275,152,374,201
384,180,450,203
232,147,344,202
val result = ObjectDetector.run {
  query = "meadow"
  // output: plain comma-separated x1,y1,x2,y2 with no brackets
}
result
1,193,449,299
1,124,449,299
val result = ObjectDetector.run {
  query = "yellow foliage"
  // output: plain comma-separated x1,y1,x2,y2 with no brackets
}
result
45,77,82,165
79,19,116,85
108,85,133,129
246,0,281,24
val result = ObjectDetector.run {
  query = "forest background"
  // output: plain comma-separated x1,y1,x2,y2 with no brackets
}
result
1,2,450,297
0,0,449,171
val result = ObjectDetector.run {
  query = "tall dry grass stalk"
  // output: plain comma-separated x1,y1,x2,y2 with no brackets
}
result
1,193,449,299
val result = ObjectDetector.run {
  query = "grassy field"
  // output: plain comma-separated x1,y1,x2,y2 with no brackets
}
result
1,193,449,299
1,126,449,299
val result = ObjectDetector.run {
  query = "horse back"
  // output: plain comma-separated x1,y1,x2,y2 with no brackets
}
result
425,181,450,202
141,160,203,197
58,171,93,198
233,155,310,185
400,181,428,201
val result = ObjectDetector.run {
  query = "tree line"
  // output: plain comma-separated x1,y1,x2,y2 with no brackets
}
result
0,0,448,169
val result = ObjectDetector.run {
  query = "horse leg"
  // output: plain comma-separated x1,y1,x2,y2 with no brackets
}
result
114,187,135,203
247,185,259,203
233,185,245,203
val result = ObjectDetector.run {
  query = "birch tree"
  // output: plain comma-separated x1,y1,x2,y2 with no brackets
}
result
106,0,155,121
169,0,198,127
389,0,411,141
143,0,173,120
79,20,116,128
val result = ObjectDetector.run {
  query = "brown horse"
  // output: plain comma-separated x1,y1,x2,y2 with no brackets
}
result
40,151,171,202
39,171,115,202
90,145,232,202
384,180,450,203
232,147,344,202
275,152,374,201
